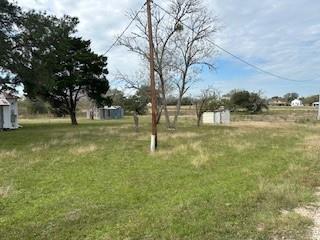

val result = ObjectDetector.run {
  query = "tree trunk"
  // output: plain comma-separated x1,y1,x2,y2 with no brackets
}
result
163,103,171,128
133,111,139,132
159,75,171,128
70,110,78,125
172,94,183,129
90,110,94,120
197,114,201,127
172,70,188,129
156,105,163,124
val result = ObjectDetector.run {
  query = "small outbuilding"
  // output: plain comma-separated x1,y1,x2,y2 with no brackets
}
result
290,99,303,107
0,93,19,130
87,106,124,120
203,109,230,125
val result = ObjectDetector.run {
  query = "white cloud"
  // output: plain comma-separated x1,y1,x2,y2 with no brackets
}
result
210,0,320,82
15,0,320,95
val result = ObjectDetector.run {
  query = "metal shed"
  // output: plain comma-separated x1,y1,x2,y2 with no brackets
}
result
87,106,124,120
203,109,230,125
0,93,19,130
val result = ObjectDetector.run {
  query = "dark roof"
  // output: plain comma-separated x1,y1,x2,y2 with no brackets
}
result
2,92,19,99
0,94,10,106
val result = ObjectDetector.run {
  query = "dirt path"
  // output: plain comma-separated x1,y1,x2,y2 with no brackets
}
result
295,189,320,240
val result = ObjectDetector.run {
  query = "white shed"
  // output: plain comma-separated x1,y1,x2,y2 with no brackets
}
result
203,109,230,125
290,99,303,107
0,93,19,130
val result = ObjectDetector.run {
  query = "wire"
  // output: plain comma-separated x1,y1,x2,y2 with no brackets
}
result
102,3,146,56
153,2,316,83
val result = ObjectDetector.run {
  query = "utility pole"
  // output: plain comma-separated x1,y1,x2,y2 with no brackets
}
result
146,0,158,152
317,94,320,121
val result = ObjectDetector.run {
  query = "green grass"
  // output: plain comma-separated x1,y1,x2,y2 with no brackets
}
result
1,117,320,239
232,106,318,123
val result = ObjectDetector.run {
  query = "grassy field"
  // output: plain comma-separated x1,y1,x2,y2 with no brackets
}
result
233,106,318,123
1,116,320,239
154,105,319,123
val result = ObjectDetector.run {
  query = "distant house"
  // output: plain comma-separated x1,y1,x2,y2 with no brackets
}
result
269,99,288,106
313,102,320,107
290,99,303,107
87,106,124,120
0,93,19,130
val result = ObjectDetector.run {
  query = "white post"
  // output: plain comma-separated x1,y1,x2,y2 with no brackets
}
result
150,135,156,152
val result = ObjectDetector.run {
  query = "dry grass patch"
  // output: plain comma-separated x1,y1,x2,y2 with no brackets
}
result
222,137,256,151
155,144,189,160
156,140,215,168
0,149,17,159
294,187,320,240
232,141,256,151
161,131,201,140
65,209,82,222
70,144,98,155
120,132,136,138
30,144,49,152
299,135,320,159
0,185,12,198
191,148,210,168
257,178,305,208
232,121,294,129
64,131,80,138
303,135,320,150
101,128,119,135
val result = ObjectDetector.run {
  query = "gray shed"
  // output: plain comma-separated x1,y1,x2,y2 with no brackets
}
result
87,106,124,120
0,93,19,130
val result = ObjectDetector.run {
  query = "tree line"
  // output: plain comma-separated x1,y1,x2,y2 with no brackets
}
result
270,93,319,106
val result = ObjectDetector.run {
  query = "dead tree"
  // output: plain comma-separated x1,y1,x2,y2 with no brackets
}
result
119,0,218,129
194,88,219,127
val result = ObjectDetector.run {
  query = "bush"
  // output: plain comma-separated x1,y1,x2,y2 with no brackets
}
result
230,90,268,113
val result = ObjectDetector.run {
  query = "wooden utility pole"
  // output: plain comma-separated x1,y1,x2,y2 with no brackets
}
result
146,0,158,152
317,94,320,121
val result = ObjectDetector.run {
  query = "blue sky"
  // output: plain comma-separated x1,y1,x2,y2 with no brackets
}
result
15,0,320,98
191,59,319,98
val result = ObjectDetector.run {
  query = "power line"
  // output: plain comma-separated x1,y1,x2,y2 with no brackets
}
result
153,2,316,83
102,3,146,56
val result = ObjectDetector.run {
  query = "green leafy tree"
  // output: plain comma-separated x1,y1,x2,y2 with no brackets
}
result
43,37,111,125
123,86,149,115
18,98,49,116
303,95,318,106
123,86,149,132
0,0,22,93
5,11,111,125
181,97,193,106
283,92,299,103
108,89,126,106
248,92,268,113
230,90,268,113
230,90,251,110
